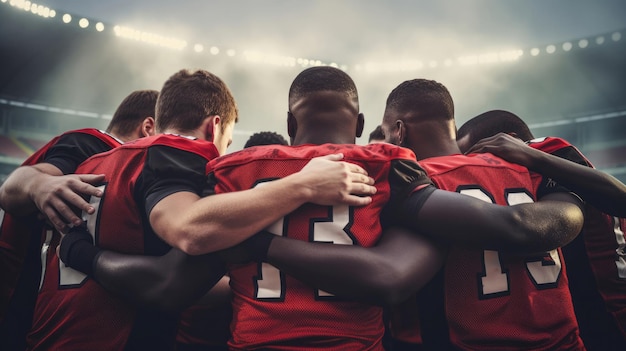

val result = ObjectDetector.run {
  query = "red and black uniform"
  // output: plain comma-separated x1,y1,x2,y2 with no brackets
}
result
0,129,121,350
207,143,433,351
416,153,584,351
529,136,626,349
26,134,219,351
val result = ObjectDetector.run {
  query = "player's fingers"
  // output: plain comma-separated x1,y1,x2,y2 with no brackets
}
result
348,179,376,196
60,187,96,213
345,162,369,176
342,194,373,207
319,153,344,161
349,171,375,186
76,174,106,188
47,196,83,227
464,141,489,155
42,207,69,234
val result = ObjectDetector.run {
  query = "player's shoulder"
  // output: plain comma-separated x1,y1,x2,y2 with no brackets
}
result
422,153,528,175
60,128,122,146
126,134,219,159
527,136,573,152
344,143,417,163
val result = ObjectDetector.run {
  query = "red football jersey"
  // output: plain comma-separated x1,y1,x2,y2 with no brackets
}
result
0,129,121,320
207,143,431,351
529,136,626,345
26,134,220,351
420,153,585,351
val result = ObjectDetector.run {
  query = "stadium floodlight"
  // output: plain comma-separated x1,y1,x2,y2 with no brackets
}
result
612,32,622,42
113,25,187,50
546,45,556,54
457,55,478,66
95,22,104,32
226,49,236,57
579,39,589,48
530,48,540,56
78,18,89,28
62,13,71,23
562,42,573,51
499,49,523,61
209,46,219,55
194,44,204,53
596,36,605,45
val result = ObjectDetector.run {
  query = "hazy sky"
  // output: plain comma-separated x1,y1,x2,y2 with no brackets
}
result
32,0,626,149
40,0,626,62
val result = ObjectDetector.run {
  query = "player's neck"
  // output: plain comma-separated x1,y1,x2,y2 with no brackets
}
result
293,131,355,145
413,140,462,160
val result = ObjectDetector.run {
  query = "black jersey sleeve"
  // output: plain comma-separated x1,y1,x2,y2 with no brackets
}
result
381,159,435,227
44,132,115,174
141,145,210,217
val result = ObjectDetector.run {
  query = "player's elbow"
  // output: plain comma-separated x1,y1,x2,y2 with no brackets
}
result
506,204,584,254
367,265,418,305
160,222,212,256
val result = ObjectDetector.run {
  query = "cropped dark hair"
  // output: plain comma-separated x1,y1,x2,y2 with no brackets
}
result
244,131,289,148
288,66,358,110
106,90,159,137
368,125,385,142
457,110,534,144
385,79,454,121
156,69,238,133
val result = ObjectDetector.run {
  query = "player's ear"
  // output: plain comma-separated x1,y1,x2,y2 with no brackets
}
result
287,111,297,139
141,117,155,137
355,113,364,138
205,115,221,142
394,119,406,146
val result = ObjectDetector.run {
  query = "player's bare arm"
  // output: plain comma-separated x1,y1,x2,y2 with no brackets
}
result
151,153,376,255
404,186,585,254
245,226,446,305
0,163,105,232
58,225,226,313
467,133,626,217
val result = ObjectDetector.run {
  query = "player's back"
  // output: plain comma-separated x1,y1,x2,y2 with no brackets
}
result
27,134,219,351
529,136,626,347
419,152,584,351
208,142,429,351
0,129,121,314
0,128,121,350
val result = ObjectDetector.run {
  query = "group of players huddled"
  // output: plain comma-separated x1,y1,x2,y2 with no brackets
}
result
0,66,625,351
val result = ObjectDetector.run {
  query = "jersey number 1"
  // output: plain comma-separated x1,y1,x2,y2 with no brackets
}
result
459,188,562,298
254,204,354,300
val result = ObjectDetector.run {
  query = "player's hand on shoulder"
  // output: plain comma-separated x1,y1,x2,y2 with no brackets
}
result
298,153,376,207
465,132,538,167
31,173,105,233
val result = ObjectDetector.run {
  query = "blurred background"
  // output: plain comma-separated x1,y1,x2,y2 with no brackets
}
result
1,0,625,182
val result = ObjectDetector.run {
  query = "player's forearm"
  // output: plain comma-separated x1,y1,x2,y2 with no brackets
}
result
61,227,225,312
177,175,313,255
93,250,225,312
531,152,626,217
0,165,56,215
263,228,445,305
408,189,584,254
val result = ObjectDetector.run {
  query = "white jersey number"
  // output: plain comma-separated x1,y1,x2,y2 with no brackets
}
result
56,184,105,288
614,217,626,279
460,188,563,298
254,204,354,300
